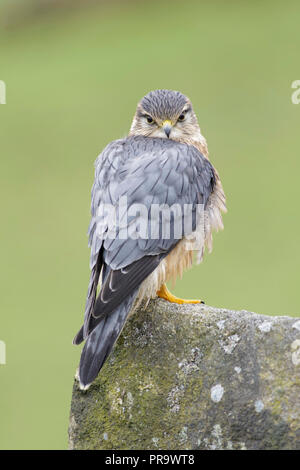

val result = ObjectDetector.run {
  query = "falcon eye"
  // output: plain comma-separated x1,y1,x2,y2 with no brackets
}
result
146,115,154,124
178,113,186,122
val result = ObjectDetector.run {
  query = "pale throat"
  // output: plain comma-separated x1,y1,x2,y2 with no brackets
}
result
129,119,209,158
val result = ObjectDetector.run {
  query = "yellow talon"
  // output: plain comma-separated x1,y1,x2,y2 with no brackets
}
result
156,284,204,304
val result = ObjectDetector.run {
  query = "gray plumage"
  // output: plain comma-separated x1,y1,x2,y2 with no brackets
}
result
77,288,139,388
140,90,189,120
74,135,216,388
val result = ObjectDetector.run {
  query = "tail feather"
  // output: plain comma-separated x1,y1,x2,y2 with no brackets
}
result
78,289,138,389
73,252,103,346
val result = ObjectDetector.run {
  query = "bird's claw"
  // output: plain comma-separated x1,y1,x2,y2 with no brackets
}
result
157,284,204,305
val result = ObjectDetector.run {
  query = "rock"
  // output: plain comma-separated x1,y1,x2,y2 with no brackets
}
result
68,299,300,450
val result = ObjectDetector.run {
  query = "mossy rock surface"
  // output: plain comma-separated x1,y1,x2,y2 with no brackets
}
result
69,299,300,450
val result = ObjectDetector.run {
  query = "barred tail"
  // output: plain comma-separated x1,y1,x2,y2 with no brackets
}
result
77,290,138,389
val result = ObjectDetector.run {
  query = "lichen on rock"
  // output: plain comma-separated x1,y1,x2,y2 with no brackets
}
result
69,299,300,450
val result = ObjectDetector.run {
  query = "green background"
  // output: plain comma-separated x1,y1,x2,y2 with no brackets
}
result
0,0,299,449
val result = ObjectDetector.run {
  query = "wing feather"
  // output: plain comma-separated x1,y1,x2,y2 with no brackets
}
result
74,136,216,343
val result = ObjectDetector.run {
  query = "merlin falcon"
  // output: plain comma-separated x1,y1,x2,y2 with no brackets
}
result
73,90,227,389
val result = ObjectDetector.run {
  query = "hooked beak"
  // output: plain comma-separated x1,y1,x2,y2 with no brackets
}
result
162,120,172,138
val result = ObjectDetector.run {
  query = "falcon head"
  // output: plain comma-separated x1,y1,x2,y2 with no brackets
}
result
129,89,203,145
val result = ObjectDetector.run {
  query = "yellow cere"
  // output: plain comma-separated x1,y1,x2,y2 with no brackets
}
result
161,119,173,127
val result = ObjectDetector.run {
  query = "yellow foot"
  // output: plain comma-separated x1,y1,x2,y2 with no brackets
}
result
157,284,204,305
